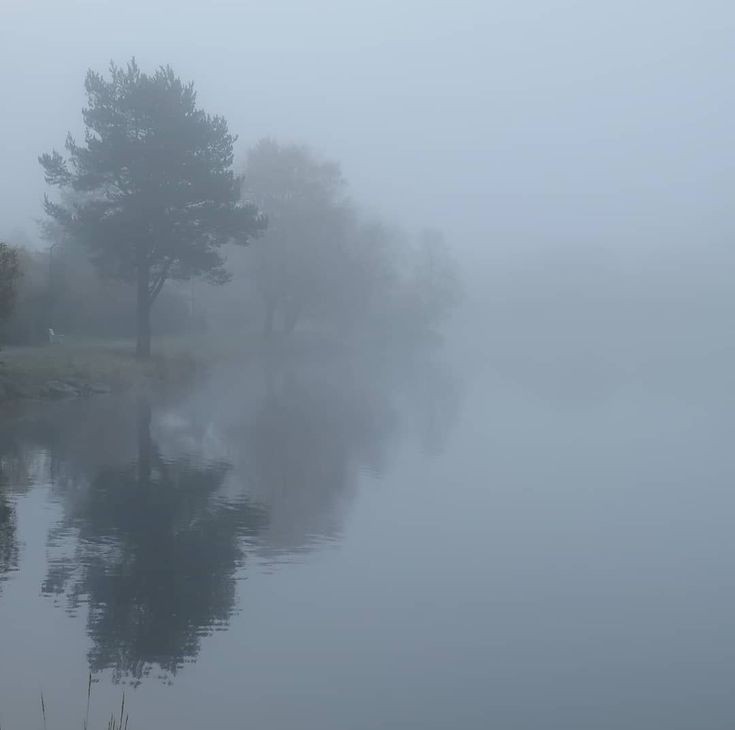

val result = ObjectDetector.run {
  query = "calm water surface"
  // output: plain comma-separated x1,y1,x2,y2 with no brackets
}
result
0,339,733,729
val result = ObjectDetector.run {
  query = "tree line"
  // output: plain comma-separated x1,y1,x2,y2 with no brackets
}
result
1,59,459,357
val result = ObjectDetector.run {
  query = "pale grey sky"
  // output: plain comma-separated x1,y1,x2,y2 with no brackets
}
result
2,0,733,271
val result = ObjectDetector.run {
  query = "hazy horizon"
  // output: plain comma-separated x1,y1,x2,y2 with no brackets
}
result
3,0,733,279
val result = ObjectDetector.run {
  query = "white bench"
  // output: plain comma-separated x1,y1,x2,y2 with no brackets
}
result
48,328,64,344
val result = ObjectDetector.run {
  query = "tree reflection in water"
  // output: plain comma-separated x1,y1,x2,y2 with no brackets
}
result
0,491,17,589
43,396,268,684
0,409,36,591
1,348,459,684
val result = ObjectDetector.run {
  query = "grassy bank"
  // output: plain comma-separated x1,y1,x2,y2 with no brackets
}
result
0,336,213,400
0,328,422,401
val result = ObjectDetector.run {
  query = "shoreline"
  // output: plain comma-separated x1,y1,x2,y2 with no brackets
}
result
0,330,444,403
0,338,209,402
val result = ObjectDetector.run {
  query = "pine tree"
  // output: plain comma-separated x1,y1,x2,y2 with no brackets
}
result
40,59,265,357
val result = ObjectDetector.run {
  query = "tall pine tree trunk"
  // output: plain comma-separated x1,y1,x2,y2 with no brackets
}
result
136,261,151,359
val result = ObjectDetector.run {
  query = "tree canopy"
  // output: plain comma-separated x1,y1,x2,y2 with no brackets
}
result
40,59,265,356
243,139,352,334
238,139,460,338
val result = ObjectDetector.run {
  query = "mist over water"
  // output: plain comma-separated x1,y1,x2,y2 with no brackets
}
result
1,0,735,727
0,335,734,728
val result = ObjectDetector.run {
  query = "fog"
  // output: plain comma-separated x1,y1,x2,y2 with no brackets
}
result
1,1,735,728
4,1,733,262
3,2,735,340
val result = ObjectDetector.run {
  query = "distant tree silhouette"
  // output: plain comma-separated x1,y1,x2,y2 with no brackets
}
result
243,139,353,335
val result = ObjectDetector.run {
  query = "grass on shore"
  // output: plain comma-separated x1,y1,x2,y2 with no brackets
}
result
0,328,373,398
0,335,213,394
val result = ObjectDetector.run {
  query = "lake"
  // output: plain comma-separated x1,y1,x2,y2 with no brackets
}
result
1,336,734,729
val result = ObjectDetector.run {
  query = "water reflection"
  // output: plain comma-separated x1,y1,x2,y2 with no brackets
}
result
43,396,268,684
0,411,32,588
0,348,460,683
0,491,17,586
248,359,398,553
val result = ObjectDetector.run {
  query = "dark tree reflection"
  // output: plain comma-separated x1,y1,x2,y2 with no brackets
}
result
0,347,459,684
0,491,17,588
0,409,34,591
43,396,268,684
248,361,397,554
